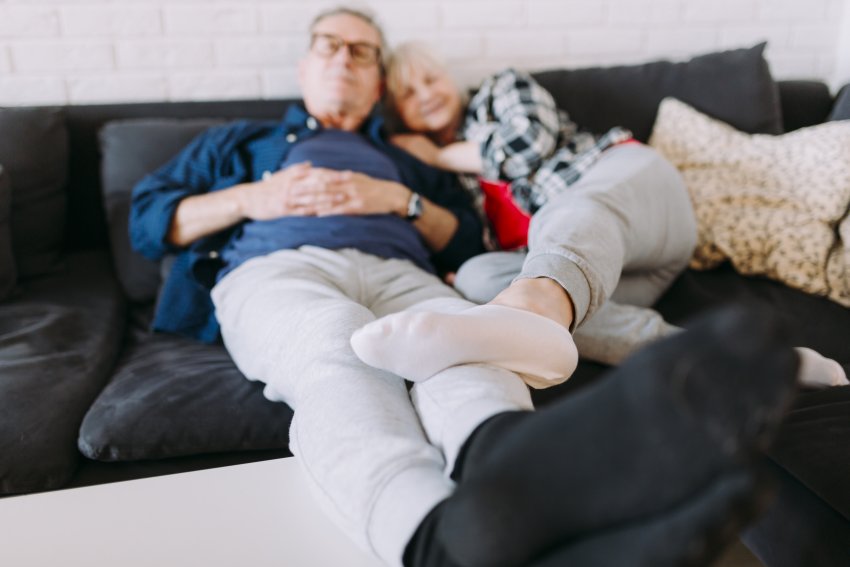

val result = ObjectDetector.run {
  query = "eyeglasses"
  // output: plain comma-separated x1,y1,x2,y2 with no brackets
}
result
310,33,382,67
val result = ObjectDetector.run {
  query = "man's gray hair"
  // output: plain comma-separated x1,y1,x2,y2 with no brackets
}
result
310,6,388,67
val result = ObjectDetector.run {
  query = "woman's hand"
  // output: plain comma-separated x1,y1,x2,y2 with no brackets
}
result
392,134,441,167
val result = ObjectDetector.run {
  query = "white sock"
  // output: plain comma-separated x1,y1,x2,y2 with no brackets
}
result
351,305,579,389
795,347,849,388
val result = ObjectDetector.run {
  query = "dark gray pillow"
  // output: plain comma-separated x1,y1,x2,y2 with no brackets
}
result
78,331,292,461
829,84,850,121
99,119,221,303
0,165,14,300
0,107,68,277
532,43,782,142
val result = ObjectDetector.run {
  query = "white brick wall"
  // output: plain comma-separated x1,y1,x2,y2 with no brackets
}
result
0,0,847,106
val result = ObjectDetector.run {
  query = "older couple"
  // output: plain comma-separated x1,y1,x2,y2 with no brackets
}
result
130,7,801,567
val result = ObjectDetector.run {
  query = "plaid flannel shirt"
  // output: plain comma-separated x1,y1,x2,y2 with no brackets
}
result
461,68,632,227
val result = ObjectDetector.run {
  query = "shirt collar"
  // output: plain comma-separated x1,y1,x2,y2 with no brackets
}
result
282,103,386,142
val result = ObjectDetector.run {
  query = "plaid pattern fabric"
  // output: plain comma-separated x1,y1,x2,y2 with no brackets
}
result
463,68,632,216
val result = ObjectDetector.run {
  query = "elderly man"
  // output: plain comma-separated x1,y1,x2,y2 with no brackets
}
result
130,7,798,567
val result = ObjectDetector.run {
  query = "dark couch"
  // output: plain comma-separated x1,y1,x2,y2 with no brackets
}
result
2,44,850,564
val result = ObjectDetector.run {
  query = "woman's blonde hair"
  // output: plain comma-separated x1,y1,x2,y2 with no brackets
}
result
385,41,451,111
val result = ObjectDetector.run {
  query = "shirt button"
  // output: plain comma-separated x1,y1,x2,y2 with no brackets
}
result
208,250,219,260
262,170,272,181
306,117,318,130
494,150,506,161
286,133,297,143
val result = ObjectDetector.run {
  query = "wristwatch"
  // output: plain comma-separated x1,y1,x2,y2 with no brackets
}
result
405,191,423,221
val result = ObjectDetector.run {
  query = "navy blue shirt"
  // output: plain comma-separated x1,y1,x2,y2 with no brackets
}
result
218,129,432,279
129,104,485,343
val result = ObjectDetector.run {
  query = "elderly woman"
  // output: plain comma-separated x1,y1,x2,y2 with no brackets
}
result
350,41,847,390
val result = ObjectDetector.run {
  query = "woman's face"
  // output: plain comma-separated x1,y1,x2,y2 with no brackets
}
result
393,63,462,137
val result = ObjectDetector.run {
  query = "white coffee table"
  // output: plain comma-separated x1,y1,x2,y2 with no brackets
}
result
0,457,384,567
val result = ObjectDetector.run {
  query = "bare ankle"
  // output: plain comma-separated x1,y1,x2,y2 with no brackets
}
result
490,278,575,329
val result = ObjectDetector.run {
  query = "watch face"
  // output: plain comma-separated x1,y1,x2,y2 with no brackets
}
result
407,192,423,220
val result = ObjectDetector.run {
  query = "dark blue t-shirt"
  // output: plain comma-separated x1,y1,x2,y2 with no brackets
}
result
219,129,431,278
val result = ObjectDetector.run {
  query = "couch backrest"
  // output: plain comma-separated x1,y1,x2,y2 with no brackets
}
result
63,99,297,252
59,80,833,253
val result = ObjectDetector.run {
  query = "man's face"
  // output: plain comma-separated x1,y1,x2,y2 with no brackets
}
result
298,13,383,126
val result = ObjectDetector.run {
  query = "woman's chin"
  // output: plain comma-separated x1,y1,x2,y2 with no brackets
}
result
422,113,453,134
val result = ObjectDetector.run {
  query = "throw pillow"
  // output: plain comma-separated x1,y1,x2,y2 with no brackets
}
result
0,107,68,278
649,97,850,307
532,43,782,142
78,330,293,461
99,119,221,303
0,165,15,300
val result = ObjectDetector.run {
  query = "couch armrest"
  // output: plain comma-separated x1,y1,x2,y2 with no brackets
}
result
828,83,850,121
777,80,833,132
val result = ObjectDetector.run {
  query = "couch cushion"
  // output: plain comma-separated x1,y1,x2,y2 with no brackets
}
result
99,119,222,303
768,386,850,521
0,165,14,301
650,265,850,520
649,97,850,308
0,107,68,278
78,330,292,461
532,43,781,142
0,250,125,495
829,84,850,121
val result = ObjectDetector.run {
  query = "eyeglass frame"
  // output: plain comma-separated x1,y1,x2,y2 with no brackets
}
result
309,32,383,67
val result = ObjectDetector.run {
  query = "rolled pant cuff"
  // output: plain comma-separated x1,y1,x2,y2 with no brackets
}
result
367,463,455,567
517,253,593,329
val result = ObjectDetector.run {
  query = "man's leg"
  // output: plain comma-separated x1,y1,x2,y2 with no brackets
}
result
211,248,458,566
404,306,798,567
407,467,764,567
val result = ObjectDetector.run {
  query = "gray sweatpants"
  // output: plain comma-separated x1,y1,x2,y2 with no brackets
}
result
455,144,697,365
211,246,533,567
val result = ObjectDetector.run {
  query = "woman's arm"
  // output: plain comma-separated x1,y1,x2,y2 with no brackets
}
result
435,141,483,174
391,135,483,175
468,68,562,181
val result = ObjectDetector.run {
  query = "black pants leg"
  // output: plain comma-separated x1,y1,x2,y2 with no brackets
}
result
405,306,798,567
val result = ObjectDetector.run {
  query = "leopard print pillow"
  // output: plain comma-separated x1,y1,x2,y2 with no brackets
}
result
649,97,850,307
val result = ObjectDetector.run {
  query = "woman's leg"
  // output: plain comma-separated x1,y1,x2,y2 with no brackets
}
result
453,251,681,366
572,300,680,365
502,143,696,325
453,251,526,304
352,146,694,385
